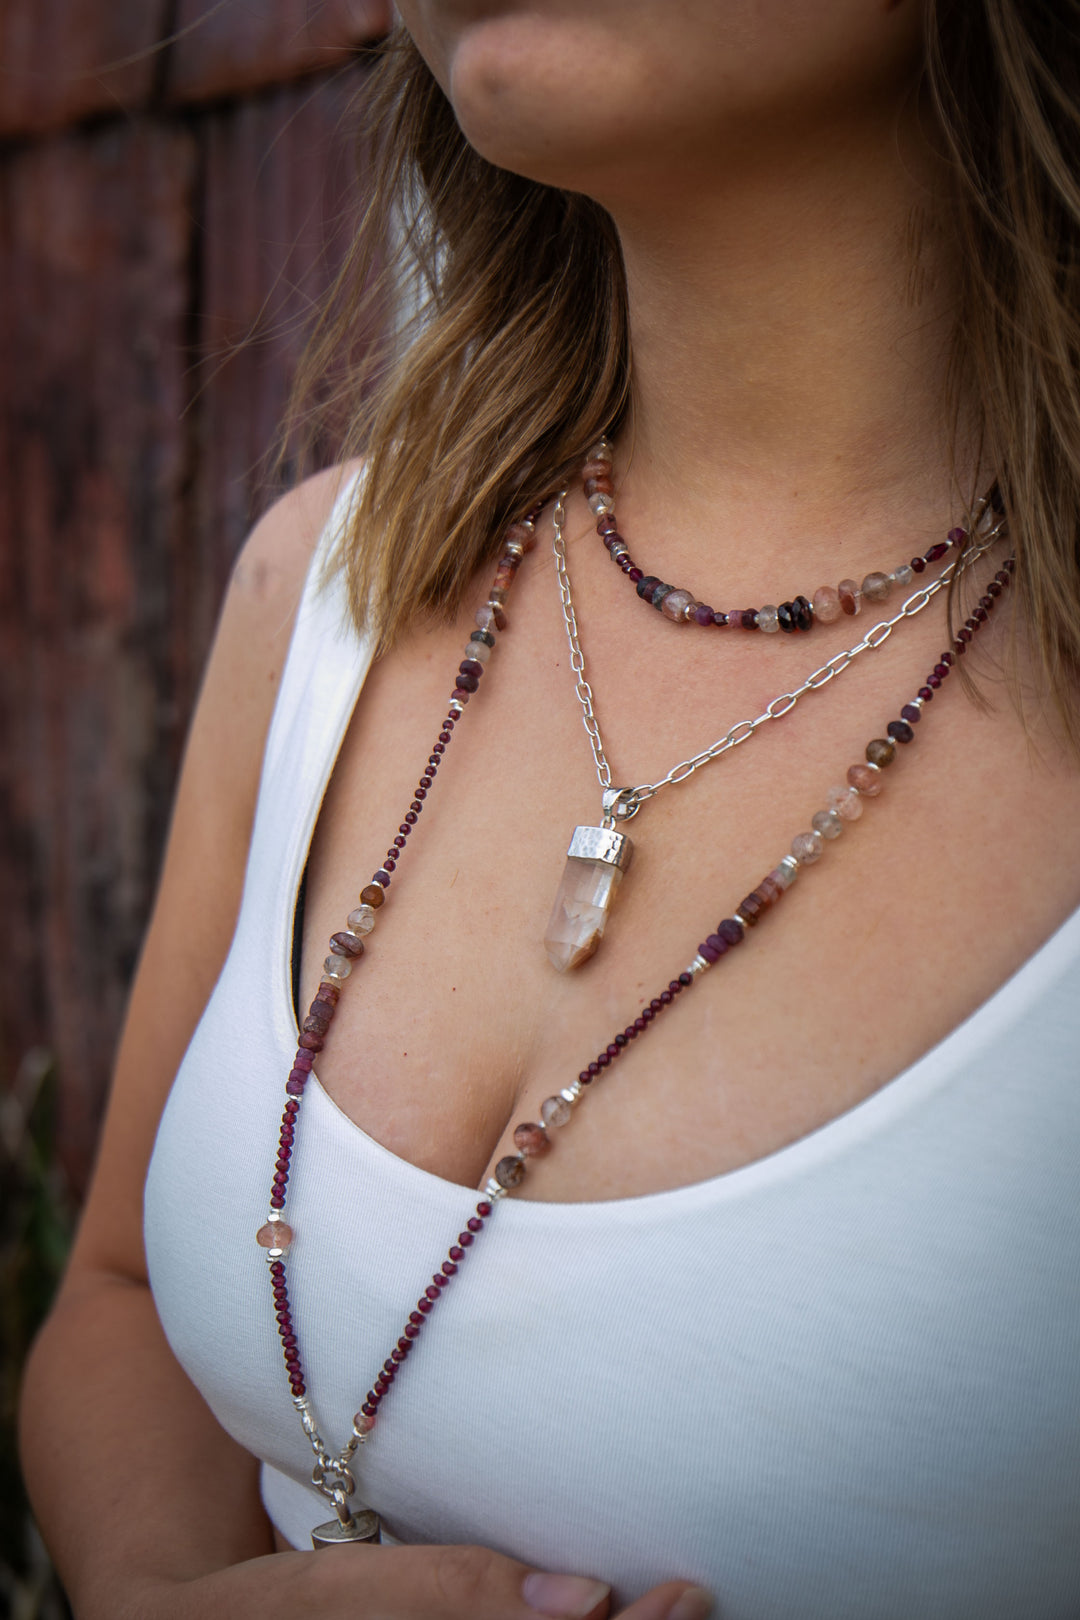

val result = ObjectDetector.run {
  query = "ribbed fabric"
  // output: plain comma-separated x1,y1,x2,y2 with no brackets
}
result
146,481,1080,1619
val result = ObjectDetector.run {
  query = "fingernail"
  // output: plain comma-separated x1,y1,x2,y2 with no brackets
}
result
665,1589,715,1620
522,1571,612,1617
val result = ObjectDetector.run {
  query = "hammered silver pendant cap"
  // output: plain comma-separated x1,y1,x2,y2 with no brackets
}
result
312,1509,381,1547
566,823,634,871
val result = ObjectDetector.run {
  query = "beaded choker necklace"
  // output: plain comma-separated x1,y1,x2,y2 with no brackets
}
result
586,437,973,631
257,491,1011,1549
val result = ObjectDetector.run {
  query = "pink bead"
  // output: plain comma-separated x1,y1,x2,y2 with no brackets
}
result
846,762,883,796
257,1220,292,1251
811,585,842,624
827,784,864,821
838,579,861,616
514,1122,550,1157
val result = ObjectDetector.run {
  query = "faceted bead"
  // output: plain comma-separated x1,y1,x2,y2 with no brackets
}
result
865,737,896,768
811,585,842,623
650,582,675,610
769,862,797,890
456,671,479,693
755,605,780,633
323,954,352,980
347,905,376,935
257,1220,293,1251
838,579,860,615
330,931,365,958
893,563,914,587
540,1095,573,1128
718,917,744,945
475,605,498,633
495,1155,526,1189
360,884,385,909
740,609,759,630
811,809,843,840
587,441,613,464
887,719,915,744
636,575,660,600
582,459,611,480
694,604,715,625
777,601,798,633
459,658,485,679
925,541,949,562
472,627,496,648
544,854,626,972
514,1122,550,1157
792,595,813,630
861,571,891,602
900,703,922,725
791,829,824,864
828,785,864,821
738,891,766,926
588,492,615,515
847,762,883,795
661,588,694,621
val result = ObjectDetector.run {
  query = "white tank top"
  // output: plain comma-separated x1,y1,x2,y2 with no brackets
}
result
146,482,1080,1619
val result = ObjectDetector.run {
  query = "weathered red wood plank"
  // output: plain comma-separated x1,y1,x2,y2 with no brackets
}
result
0,121,196,1191
166,0,391,106
0,0,169,138
189,69,373,622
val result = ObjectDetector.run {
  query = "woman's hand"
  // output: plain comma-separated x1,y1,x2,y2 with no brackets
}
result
122,1543,714,1620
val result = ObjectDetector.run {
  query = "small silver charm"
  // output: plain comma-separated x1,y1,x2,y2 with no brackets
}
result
311,1508,381,1547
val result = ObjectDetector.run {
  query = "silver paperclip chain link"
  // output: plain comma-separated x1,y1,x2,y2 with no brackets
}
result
551,491,1005,814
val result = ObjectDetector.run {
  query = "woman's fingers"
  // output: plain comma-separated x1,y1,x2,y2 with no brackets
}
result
613,1580,715,1620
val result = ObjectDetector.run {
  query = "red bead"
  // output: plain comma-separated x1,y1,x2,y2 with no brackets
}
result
409,1311,424,1325
432,1274,448,1288
911,556,926,573
467,1217,483,1232
449,1245,465,1261
588,1060,601,1076
442,1260,457,1276
925,542,949,562
597,1051,611,1067
417,1299,432,1313
391,1348,405,1362
393,836,406,849
476,1201,493,1217
458,1231,474,1246
425,1285,440,1299
918,686,934,701
362,1401,378,1416
384,1359,397,1374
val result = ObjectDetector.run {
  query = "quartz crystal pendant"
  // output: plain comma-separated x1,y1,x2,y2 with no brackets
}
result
544,824,634,972
312,1508,381,1547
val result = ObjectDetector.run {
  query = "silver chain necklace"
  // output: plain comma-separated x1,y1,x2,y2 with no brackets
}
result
544,489,1004,972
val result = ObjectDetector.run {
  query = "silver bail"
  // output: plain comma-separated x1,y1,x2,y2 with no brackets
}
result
601,786,640,826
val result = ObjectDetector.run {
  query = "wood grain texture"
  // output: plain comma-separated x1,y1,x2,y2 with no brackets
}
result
0,34,383,1193
0,0,170,137
166,0,393,105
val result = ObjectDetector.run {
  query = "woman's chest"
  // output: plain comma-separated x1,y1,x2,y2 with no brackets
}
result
297,563,1080,1202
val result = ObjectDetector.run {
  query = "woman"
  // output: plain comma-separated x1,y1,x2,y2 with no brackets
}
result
19,3,1080,1617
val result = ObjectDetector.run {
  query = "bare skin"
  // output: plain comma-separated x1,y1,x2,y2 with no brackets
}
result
19,1,1080,1616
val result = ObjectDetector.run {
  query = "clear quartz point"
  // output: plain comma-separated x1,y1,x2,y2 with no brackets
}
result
544,854,625,972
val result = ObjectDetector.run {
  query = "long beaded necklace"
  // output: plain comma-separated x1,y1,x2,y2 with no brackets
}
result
256,492,1012,1549
546,473,1003,971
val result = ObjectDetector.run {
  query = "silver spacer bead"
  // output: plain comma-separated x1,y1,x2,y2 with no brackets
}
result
504,539,525,561
779,854,800,882
560,1081,583,1106
910,694,925,710
448,699,465,715
733,911,748,928
483,1178,508,1201
688,953,711,977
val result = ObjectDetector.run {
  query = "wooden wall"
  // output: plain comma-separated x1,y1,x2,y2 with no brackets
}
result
0,0,392,1198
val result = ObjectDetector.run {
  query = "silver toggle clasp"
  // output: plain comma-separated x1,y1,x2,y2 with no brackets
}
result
601,786,640,826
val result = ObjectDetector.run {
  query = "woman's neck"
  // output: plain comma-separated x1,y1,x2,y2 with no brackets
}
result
600,96,975,573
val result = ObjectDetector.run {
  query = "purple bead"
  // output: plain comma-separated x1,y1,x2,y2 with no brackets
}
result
712,611,729,627
718,918,745,946
925,541,949,562
947,526,966,544
704,932,728,959
286,1077,305,1095
887,719,914,744
740,609,759,630
933,661,951,679
459,659,484,679
628,568,643,582
900,703,921,724
694,604,715,626
918,686,934,701
928,673,942,688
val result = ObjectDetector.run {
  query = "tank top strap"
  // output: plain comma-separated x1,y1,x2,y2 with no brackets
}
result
237,469,376,956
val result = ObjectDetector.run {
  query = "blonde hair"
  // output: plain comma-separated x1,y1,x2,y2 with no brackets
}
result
290,6,1080,736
